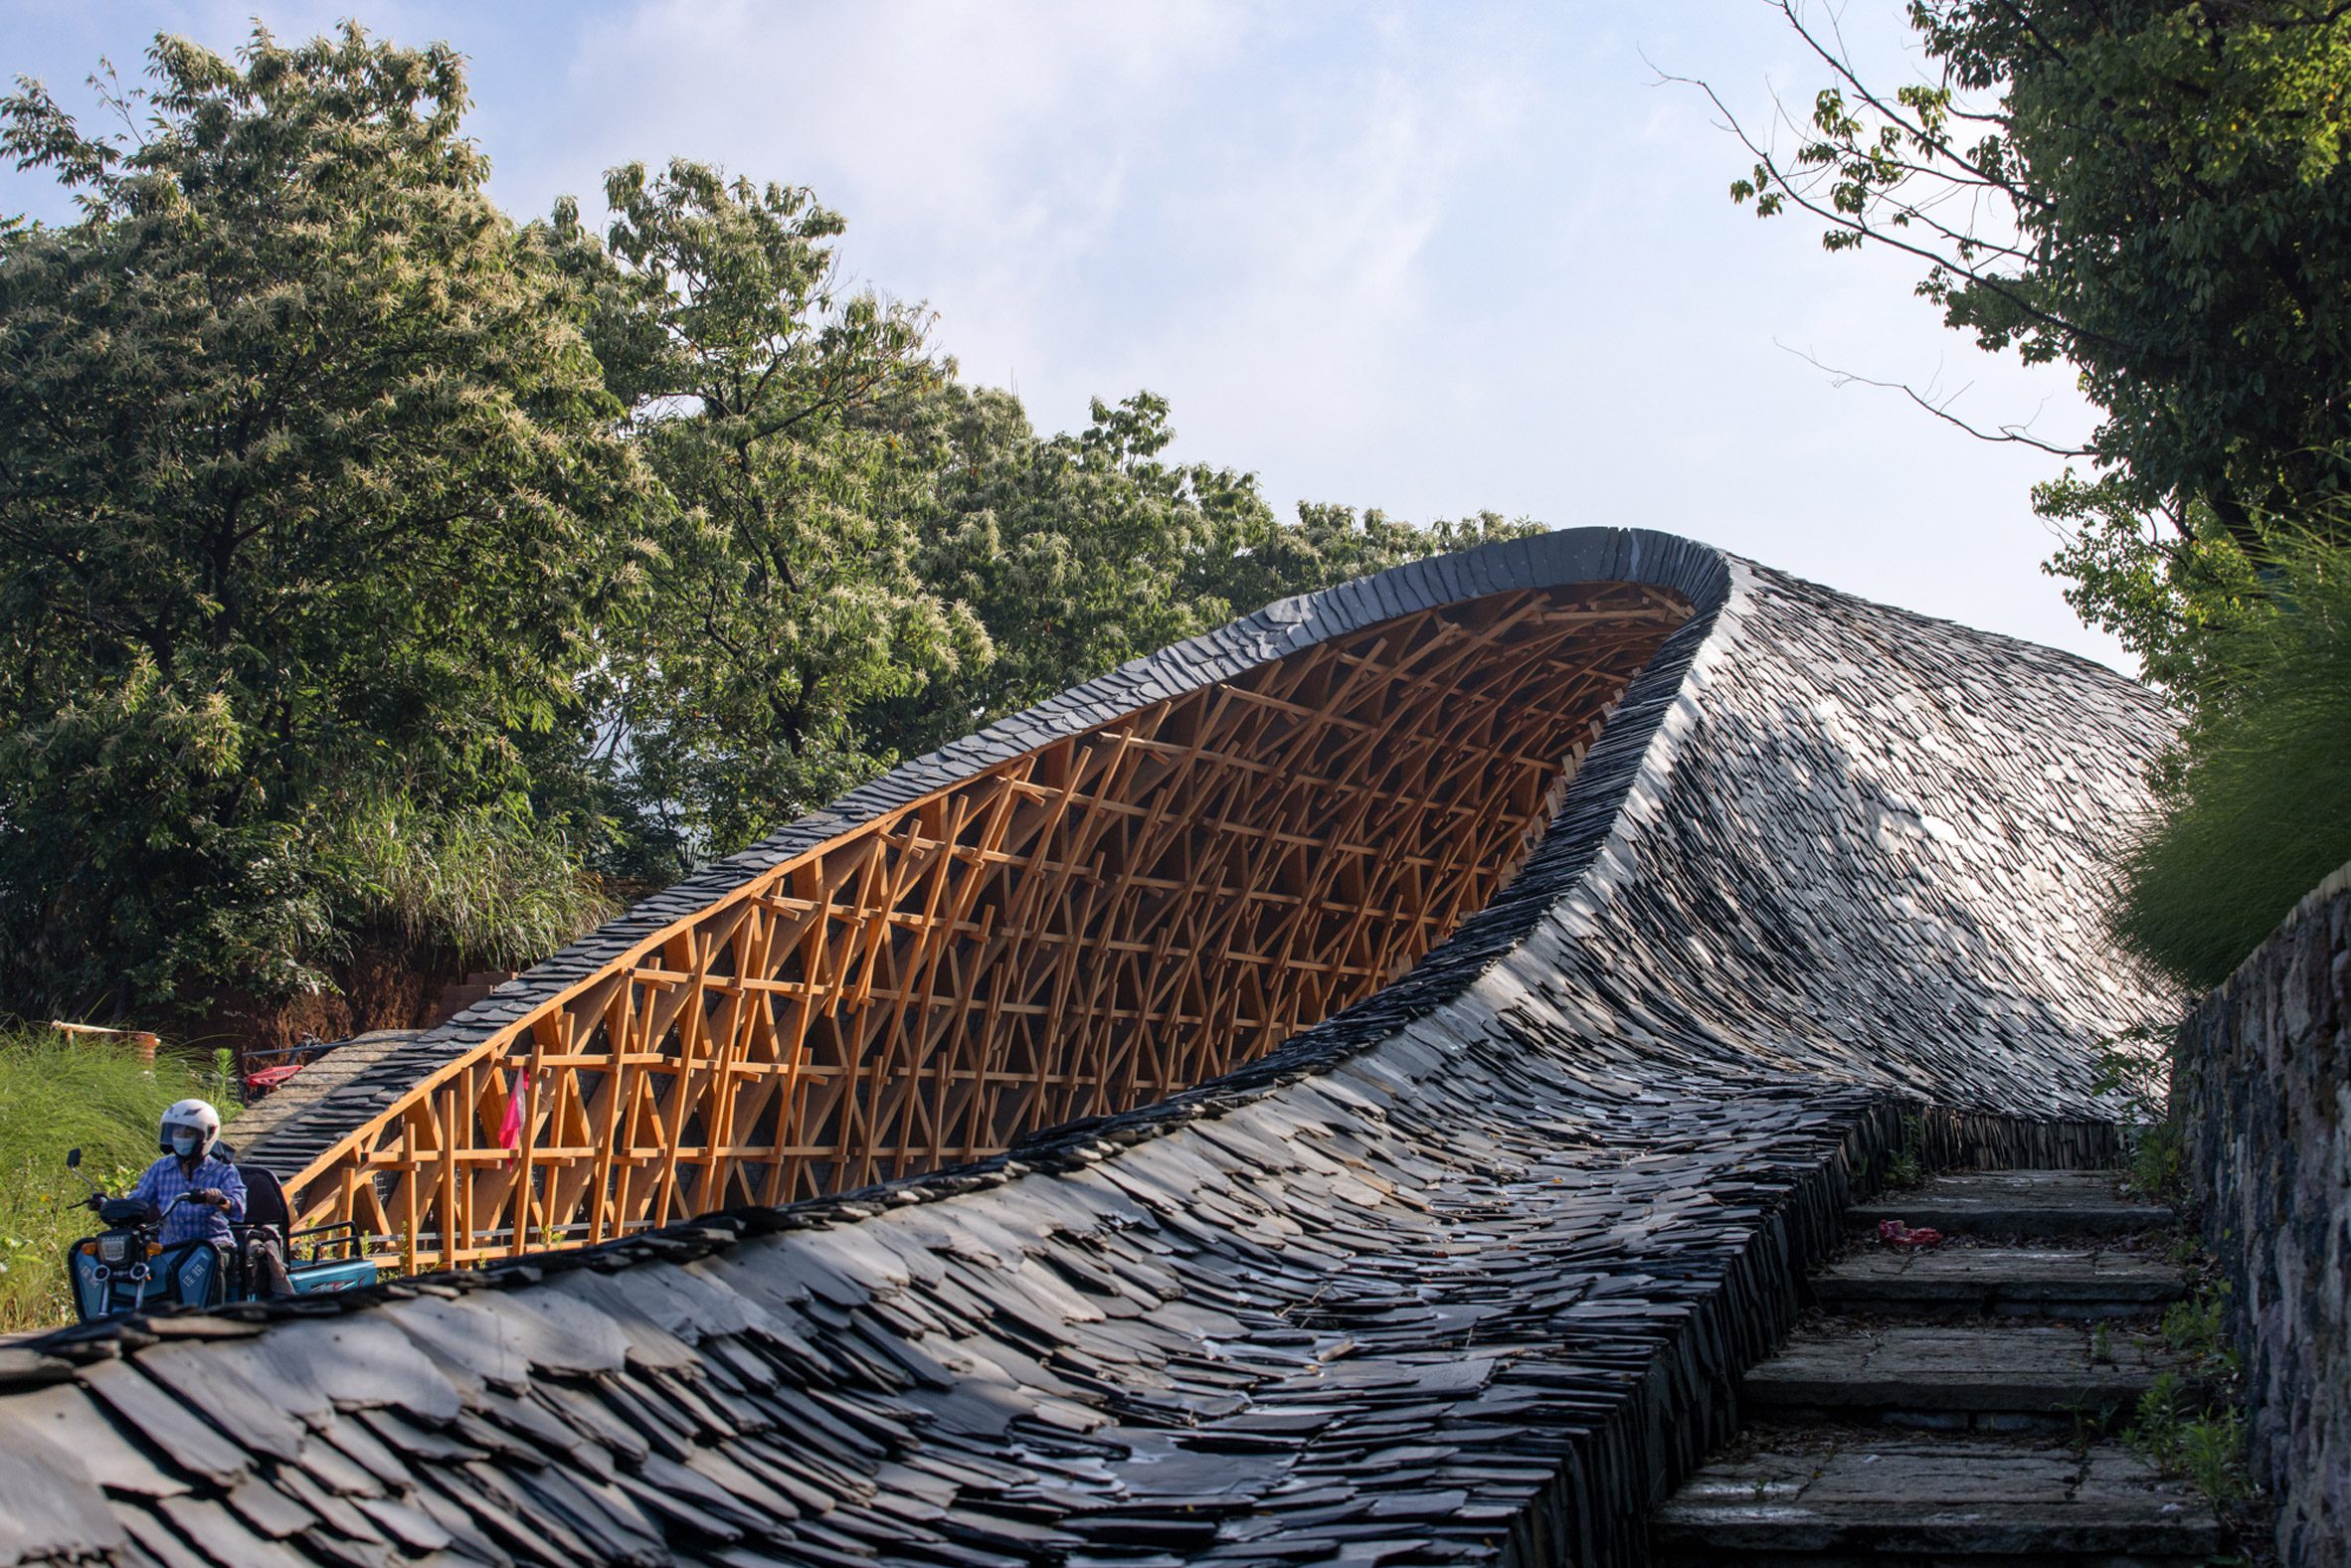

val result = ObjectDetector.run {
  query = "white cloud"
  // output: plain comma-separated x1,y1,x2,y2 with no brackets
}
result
0,0,2132,669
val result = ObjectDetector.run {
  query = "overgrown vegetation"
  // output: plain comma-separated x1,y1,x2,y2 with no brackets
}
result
0,25,1515,1042
2083,1036,2266,1528
324,795,621,972
2113,538,2351,987
1885,1110,1926,1188
2130,1374,2253,1507
2093,1028,2187,1199
2127,1279,2254,1509
0,1028,235,1332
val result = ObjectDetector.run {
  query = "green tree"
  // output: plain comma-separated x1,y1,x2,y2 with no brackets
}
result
881,389,1263,754
0,27,647,1018
550,160,989,871
0,20,1548,1037
1705,1,2351,684
879,388,1537,758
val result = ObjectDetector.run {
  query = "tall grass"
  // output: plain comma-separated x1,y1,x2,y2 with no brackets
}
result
326,793,618,968
0,1028,235,1332
2115,540,2351,988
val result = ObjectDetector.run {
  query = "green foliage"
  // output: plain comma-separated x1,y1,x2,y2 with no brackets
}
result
2129,1121,2188,1202
1,22,1525,1025
882,388,1538,760
0,26,650,1015
0,1029,231,1332
2091,1026,2187,1198
2041,489,2276,695
2174,1409,2252,1509
552,159,986,869
886,388,1258,754
2129,1372,2252,1505
2125,1266,2250,1508
2113,540,2351,986
1723,1,2351,677
1885,1110,1927,1188
2161,1280,2235,1371
319,793,620,969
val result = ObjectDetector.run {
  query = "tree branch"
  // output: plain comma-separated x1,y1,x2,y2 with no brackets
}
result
1776,339,2093,457
1659,57,2149,362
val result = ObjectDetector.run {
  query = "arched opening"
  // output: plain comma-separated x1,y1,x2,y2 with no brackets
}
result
290,581,1693,1266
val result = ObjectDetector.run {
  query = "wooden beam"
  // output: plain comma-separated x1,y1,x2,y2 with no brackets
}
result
283,585,1694,1263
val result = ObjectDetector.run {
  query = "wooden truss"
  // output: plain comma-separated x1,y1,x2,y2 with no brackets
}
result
283,584,1693,1269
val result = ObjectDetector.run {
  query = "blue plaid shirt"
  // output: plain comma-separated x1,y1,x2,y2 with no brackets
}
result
129,1153,247,1246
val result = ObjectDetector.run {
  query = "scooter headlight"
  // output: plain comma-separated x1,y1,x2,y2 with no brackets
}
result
98,1234,127,1264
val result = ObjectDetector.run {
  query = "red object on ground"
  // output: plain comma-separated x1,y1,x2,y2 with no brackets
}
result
1877,1218,1945,1248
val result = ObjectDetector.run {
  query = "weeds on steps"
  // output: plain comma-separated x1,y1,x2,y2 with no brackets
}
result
2092,1025,2187,1199
2130,1372,2251,1505
1885,1111,1925,1189
2125,1276,2253,1510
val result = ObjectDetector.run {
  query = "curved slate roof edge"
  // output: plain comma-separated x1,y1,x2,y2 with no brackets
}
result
6,548,1737,1381
238,526,1732,1171
437,526,1729,1050
31,548,1740,1355
0,551,2171,1568
982,555,1743,1138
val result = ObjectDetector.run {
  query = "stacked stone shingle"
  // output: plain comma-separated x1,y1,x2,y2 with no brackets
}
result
0,530,2171,1567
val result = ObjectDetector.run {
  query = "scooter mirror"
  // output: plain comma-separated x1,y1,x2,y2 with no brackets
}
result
66,1148,81,1169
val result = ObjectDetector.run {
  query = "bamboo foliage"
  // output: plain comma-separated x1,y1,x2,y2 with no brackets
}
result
285,585,1692,1267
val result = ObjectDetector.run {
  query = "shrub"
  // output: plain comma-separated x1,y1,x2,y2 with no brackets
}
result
2114,538,2351,988
321,794,619,973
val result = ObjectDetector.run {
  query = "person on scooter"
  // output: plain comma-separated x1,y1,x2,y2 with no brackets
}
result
127,1100,244,1305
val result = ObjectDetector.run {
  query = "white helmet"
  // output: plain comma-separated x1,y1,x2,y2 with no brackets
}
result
159,1099,222,1159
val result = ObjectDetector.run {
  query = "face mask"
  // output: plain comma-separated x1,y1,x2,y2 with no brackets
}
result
171,1131,201,1158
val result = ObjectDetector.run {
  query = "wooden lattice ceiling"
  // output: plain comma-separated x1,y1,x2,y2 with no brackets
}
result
283,583,1693,1269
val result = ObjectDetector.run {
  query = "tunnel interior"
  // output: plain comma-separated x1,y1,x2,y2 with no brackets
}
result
667,581,1694,1199
315,581,1695,1261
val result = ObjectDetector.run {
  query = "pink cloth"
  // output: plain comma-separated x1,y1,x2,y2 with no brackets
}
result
497,1069,524,1164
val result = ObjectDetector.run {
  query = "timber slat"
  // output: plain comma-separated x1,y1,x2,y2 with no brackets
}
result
276,581,1690,1262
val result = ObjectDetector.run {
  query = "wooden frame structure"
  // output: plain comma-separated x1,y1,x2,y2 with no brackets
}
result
282,584,1693,1269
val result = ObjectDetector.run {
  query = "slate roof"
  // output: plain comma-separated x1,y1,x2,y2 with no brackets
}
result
0,530,2174,1568
228,529,1728,1177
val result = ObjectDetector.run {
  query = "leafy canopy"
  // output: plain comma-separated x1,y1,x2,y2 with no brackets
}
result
1715,1,2351,686
1,23,1527,1035
546,159,988,871
0,26,649,1013
882,387,1537,760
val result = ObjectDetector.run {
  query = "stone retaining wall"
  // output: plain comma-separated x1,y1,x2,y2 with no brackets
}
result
2176,860,2351,1568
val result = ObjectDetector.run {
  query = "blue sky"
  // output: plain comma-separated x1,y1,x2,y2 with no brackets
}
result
1,1,2123,668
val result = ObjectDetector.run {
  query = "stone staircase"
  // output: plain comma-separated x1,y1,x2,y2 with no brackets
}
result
1653,1169,2229,1566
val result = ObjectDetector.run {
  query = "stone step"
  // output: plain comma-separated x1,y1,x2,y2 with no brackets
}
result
1743,1321,2210,1431
1814,1245,2189,1320
1653,1432,2224,1566
1851,1170,2172,1239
